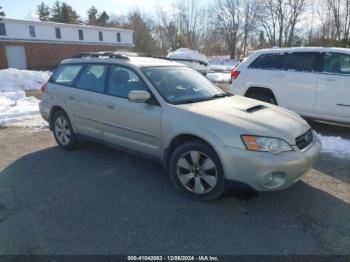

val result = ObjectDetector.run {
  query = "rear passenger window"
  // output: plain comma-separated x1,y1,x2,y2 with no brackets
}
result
75,64,108,93
249,53,284,70
107,65,149,99
282,52,320,72
323,53,350,75
51,65,83,86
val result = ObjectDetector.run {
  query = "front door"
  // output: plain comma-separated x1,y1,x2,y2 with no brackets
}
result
102,65,162,157
316,52,350,120
273,52,320,114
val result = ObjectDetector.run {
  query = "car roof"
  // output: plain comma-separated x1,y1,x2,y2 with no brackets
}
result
250,47,350,55
61,55,186,68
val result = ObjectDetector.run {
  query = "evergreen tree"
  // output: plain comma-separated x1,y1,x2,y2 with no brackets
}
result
50,1,62,22
60,2,80,24
0,6,5,16
36,2,50,21
86,6,98,25
96,11,109,27
126,11,157,54
50,1,80,24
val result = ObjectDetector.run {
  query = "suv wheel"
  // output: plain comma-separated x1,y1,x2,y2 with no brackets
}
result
53,111,78,150
169,141,225,201
248,91,277,105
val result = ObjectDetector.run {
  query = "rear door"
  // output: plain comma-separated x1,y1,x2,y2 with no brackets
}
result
102,65,162,157
275,52,320,113
316,52,350,120
70,64,108,139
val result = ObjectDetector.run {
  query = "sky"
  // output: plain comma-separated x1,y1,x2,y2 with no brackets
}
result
1,0,189,20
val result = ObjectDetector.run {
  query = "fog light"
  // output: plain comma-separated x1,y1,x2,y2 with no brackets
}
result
262,172,287,189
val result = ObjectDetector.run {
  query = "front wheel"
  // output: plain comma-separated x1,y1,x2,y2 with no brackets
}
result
53,111,78,150
169,141,226,201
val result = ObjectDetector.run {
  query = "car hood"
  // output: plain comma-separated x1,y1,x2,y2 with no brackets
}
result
177,95,310,145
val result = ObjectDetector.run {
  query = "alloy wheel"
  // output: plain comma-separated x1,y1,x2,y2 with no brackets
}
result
54,116,71,146
176,151,218,194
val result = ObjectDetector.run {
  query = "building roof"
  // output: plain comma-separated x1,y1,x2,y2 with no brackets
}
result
0,17,133,33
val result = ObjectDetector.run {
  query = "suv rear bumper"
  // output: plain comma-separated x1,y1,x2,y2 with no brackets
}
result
215,135,321,191
39,100,50,122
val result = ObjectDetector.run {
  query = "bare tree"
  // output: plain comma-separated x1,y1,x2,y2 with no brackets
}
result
241,0,259,55
258,0,307,47
215,0,242,59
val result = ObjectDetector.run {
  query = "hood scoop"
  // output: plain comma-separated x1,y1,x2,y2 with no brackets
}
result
245,105,267,113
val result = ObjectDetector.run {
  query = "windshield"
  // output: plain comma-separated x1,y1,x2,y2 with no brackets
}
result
142,66,229,104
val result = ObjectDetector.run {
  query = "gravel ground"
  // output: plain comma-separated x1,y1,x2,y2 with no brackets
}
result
0,121,349,255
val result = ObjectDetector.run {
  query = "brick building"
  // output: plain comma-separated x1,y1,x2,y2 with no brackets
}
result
0,18,134,70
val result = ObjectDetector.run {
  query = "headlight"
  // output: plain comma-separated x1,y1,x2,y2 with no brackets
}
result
241,135,293,155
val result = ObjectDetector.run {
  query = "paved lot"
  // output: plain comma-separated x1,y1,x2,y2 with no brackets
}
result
0,121,349,255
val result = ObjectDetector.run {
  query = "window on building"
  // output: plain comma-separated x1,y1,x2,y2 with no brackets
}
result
0,23,6,36
99,31,103,41
50,64,83,86
117,32,121,42
29,25,36,37
55,28,61,39
76,64,108,93
78,29,84,40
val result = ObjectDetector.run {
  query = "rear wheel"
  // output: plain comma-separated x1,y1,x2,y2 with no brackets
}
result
53,111,78,150
169,141,225,201
247,90,277,105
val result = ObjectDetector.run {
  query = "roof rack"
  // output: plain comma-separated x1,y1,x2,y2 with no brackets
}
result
72,52,130,60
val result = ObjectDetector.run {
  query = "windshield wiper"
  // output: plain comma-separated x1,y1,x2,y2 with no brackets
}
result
175,93,233,105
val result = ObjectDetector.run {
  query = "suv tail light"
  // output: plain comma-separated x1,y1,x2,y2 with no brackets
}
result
41,83,47,93
229,69,240,85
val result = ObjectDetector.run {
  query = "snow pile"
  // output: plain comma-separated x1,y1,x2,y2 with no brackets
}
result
318,134,350,158
0,91,41,126
167,48,209,64
209,56,239,72
0,69,51,127
206,72,231,83
0,68,51,91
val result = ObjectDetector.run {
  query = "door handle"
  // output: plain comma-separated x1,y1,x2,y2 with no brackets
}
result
324,78,336,82
68,96,75,100
107,104,115,110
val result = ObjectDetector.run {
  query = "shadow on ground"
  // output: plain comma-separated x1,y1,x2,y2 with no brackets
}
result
0,142,349,255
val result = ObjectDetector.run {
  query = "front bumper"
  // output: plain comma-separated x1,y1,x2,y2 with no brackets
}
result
215,135,321,191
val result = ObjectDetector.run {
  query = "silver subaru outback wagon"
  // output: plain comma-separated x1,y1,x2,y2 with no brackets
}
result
39,52,321,201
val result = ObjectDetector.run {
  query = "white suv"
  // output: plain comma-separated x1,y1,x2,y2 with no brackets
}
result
229,47,350,124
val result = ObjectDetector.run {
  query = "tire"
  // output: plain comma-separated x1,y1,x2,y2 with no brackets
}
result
248,91,277,105
169,141,226,201
52,110,78,150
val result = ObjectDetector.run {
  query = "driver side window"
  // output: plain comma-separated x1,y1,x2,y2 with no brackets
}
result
107,65,149,99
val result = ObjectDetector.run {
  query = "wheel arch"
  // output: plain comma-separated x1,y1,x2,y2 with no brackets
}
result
245,86,277,101
162,133,221,172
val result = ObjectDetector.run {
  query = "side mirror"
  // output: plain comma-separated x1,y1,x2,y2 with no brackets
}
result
128,90,151,103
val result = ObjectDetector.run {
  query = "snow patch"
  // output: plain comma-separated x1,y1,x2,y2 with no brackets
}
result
209,56,239,72
0,68,51,92
206,72,231,83
167,48,209,64
318,134,350,158
0,69,51,127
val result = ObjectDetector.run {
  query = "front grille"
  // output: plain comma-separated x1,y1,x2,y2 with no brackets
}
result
296,129,314,150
